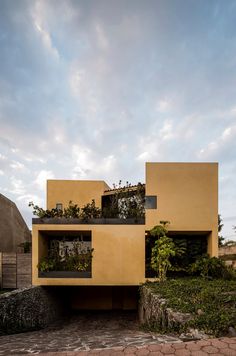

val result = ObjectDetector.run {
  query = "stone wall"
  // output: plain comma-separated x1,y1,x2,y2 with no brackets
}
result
139,285,193,332
219,245,236,256
0,286,65,335
219,245,236,269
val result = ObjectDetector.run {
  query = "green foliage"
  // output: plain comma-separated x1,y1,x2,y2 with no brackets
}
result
80,199,101,221
63,201,80,218
169,237,207,274
18,241,32,253
218,214,225,246
38,257,56,272
37,239,93,272
150,222,177,282
150,221,169,239
29,180,145,220
102,181,145,219
189,254,236,280
146,278,236,336
29,200,100,220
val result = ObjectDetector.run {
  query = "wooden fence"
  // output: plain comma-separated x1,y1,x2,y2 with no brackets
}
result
0,252,32,289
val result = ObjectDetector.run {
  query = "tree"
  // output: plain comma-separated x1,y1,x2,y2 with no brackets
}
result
218,214,225,247
150,221,176,282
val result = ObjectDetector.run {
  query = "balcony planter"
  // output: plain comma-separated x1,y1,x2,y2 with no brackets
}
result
38,271,92,278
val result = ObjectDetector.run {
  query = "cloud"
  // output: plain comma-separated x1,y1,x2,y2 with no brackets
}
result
198,123,236,161
35,170,54,191
0,0,235,238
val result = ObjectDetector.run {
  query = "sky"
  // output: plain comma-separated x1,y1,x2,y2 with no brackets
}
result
0,0,235,240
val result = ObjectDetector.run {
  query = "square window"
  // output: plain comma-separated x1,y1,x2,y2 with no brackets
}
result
145,196,157,209
56,203,63,211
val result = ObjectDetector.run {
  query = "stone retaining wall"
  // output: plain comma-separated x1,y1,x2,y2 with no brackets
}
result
0,286,65,335
139,285,193,332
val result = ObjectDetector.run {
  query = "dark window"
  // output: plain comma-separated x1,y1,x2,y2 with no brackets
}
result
145,196,157,209
56,203,63,211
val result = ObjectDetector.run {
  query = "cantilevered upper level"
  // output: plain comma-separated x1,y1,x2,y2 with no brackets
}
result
32,162,218,287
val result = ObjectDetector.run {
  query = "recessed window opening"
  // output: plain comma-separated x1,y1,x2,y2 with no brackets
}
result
145,196,157,209
56,203,63,211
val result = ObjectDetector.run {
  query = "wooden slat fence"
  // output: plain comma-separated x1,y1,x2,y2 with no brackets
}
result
0,252,32,289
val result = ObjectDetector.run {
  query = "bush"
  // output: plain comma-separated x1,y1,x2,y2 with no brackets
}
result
189,255,236,280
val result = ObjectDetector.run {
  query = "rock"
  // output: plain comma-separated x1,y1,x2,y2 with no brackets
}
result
139,286,193,332
180,328,208,341
228,326,236,337
197,309,204,316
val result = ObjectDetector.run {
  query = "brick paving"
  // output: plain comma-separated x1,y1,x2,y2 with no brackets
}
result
35,337,236,355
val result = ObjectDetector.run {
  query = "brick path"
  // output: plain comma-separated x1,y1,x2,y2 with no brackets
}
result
37,337,236,355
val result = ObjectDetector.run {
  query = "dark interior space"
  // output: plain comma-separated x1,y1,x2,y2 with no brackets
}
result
145,231,209,278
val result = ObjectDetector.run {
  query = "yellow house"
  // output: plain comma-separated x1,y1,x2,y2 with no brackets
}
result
32,162,218,309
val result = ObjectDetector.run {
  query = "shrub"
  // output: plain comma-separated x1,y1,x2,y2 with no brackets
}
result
189,255,236,280
146,278,236,336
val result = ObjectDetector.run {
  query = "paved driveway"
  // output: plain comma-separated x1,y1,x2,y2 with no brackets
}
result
0,311,181,355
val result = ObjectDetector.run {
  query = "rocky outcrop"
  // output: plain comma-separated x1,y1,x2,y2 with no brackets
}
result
0,286,65,335
139,285,193,332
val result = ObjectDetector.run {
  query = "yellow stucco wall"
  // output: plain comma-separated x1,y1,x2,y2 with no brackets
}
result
32,224,145,286
145,162,218,256
32,162,218,289
47,180,110,210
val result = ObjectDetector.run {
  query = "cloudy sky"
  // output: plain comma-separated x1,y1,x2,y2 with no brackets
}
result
0,0,235,239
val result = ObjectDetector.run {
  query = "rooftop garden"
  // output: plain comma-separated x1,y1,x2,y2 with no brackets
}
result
29,181,145,222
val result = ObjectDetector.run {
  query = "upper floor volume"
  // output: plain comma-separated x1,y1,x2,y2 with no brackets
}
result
32,162,218,286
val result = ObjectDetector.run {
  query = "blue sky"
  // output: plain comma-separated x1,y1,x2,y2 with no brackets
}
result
0,0,235,240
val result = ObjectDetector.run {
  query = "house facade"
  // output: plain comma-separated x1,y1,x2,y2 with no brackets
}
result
32,162,218,308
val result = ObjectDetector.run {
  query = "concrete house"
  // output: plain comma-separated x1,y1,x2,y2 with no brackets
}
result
32,162,218,309
0,193,31,252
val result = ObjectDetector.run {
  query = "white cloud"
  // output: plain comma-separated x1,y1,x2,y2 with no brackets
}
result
35,170,54,191
198,124,236,160
32,2,60,60
156,99,171,113
9,177,26,195
159,120,175,141
10,161,25,170
95,23,109,50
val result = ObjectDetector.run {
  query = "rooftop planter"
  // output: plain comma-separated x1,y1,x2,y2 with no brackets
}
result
33,217,145,225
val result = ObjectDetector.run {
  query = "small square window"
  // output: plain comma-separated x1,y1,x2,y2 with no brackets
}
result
145,196,157,209
56,203,63,211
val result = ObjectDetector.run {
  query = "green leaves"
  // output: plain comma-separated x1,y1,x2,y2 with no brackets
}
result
29,200,101,220
146,278,236,336
150,221,177,282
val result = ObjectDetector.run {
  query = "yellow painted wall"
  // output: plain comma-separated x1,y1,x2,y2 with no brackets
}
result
32,224,145,286
47,180,110,210
145,163,218,256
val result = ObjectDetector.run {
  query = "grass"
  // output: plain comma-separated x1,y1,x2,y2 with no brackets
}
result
145,277,236,336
